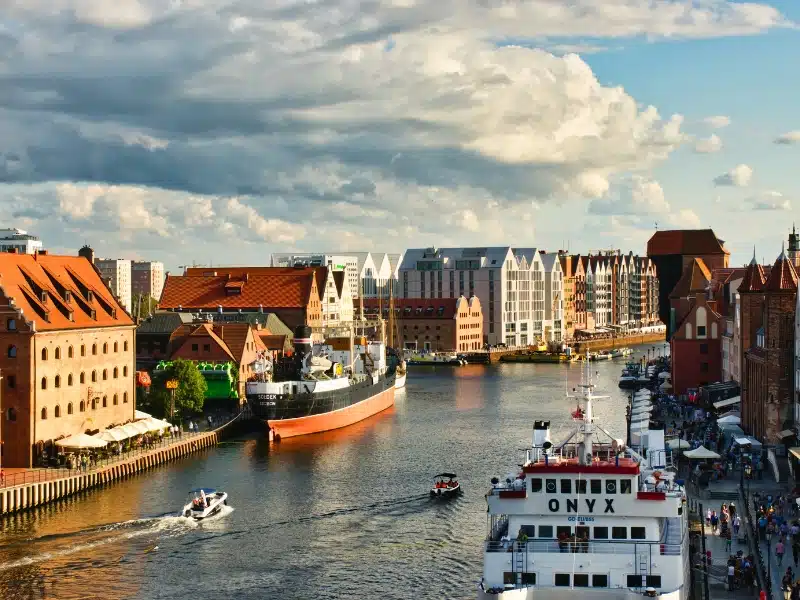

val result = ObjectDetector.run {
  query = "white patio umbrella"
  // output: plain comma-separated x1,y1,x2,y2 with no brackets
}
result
659,382,673,391
141,417,171,432
658,372,671,380
717,415,741,426
115,423,143,438
95,428,127,443
667,439,690,450
684,446,720,460
134,409,152,420
127,420,151,435
56,433,108,449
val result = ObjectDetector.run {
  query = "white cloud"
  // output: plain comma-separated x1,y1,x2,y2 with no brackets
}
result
588,176,670,216
745,190,792,211
775,131,800,145
704,116,731,129
713,164,753,187
694,134,723,154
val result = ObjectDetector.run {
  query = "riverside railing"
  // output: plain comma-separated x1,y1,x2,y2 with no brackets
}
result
485,539,682,556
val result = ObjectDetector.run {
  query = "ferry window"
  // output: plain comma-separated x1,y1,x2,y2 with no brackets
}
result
621,479,632,494
503,573,516,585
556,526,571,539
592,574,609,588
630,527,646,540
575,480,587,494
612,527,627,540
627,575,645,588
554,574,571,587
538,525,553,538
573,574,589,587
521,573,536,585
519,525,535,538
530,478,542,492
646,576,662,588
593,527,608,539
560,479,571,494
590,480,602,494
545,479,557,493
605,480,617,494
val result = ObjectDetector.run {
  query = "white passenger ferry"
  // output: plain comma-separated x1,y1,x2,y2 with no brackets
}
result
479,370,689,599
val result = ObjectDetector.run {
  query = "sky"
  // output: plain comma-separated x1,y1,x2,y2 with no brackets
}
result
0,1,798,271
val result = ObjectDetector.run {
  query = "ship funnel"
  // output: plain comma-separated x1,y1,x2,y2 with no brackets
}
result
532,420,551,462
293,325,313,376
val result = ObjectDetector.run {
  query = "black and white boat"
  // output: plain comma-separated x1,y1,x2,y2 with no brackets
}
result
182,488,228,520
431,473,462,498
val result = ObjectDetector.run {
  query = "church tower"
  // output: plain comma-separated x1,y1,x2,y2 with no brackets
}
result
788,225,800,268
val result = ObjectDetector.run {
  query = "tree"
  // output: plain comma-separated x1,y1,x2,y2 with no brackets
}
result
133,294,159,319
149,359,207,420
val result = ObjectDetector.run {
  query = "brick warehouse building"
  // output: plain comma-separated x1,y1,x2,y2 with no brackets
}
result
356,296,483,352
647,229,730,340
740,249,798,445
0,251,136,468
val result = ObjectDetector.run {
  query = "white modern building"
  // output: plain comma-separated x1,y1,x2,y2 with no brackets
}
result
270,252,403,300
95,258,132,313
590,256,613,328
319,267,354,327
0,228,43,254
540,252,564,343
131,260,165,302
398,247,548,346
616,253,630,329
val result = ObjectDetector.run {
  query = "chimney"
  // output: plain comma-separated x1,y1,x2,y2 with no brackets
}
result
78,245,95,264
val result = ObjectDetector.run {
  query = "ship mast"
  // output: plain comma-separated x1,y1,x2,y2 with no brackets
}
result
388,278,395,349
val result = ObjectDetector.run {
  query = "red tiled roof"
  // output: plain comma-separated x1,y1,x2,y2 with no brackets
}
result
764,252,798,292
356,297,460,319
739,260,767,293
159,267,319,310
669,258,711,298
647,229,729,257
257,333,290,351
0,252,133,331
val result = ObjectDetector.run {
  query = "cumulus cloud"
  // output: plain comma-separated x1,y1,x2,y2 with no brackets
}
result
588,176,670,216
694,134,723,154
714,164,753,187
745,190,792,211
0,0,791,260
704,116,731,129
775,131,800,145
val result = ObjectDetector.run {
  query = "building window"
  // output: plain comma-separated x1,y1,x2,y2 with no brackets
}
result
113,367,119,378
92,343,97,355
192,344,199,352
6,318,16,331
697,326,706,337
81,344,86,356
124,341,129,351
92,370,97,382
203,344,211,352
67,374,73,386
92,398,98,410
7,375,15,389
102,396,107,408
102,369,108,380
701,362,709,373
55,347,61,359
123,366,128,377
113,394,118,405
113,341,118,352
103,342,108,354
41,407,47,420
123,392,129,403
68,345,74,358
7,344,17,358
41,377,47,390
67,403,73,415
41,347,48,360
55,375,61,388
80,401,85,412
700,343,708,354
55,405,61,418
6,408,16,421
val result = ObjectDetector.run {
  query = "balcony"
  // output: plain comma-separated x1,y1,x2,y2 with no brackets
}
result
485,539,682,556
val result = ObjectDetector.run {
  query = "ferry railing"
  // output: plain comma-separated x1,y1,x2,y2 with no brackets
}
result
485,539,682,556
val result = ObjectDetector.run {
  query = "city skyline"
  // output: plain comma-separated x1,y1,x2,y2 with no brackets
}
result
0,1,798,269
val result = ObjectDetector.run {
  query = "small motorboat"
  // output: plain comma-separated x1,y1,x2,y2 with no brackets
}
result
182,488,228,520
431,473,461,498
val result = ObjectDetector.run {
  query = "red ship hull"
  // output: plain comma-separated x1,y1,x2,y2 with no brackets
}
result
268,385,395,439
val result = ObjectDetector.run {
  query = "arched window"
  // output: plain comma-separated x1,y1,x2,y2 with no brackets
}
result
113,341,118,352
41,377,47,390
80,372,85,384
92,343,97,355
68,346,74,358
55,405,61,418
81,344,86,357
7,345,17,358
54,375,61,388
91,398,98,410
124,341,129,351
41,407,47,420
123,392,129,404
102,395,107,408
55,347,61,360
103,342,108,354
67,402,73,415
68,374,73,386
79,401,85,412
6,407,16,421
113,394,118,405
102,369,108,380
123,366,129,377
6,318,16,331
91,370,97,383
113,367,119,378
41,347,48,360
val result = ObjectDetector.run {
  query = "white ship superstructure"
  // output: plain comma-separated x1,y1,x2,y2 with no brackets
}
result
479,368,689,599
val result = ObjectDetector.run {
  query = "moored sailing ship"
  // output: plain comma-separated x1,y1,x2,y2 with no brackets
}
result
245,324,396,440
479,361,689,599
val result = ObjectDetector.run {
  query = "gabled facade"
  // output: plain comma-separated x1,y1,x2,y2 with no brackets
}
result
558,254,576,340
616,254,630,329
541,252,564,342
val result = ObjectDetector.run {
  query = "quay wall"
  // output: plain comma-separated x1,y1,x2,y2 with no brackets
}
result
0,417,252,517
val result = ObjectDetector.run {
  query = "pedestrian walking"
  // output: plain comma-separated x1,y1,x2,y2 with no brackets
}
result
778,540,787,566
734,515,741,537
711,511,719,534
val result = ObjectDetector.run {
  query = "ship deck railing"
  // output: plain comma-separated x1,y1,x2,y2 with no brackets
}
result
485,539,682,556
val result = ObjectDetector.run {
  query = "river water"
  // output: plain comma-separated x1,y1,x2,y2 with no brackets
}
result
0,344,667,600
